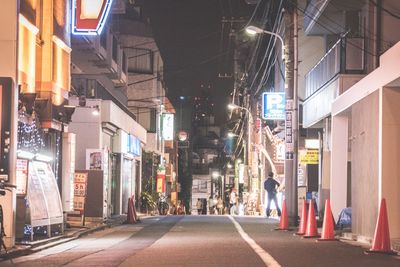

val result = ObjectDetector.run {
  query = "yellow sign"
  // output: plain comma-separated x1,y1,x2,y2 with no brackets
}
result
300,149,319,164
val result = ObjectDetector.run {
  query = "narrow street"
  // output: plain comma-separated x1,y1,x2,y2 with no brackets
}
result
2,216,399,267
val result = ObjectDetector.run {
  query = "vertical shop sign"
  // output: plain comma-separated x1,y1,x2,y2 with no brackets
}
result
285,100,294,156
16,159,28,195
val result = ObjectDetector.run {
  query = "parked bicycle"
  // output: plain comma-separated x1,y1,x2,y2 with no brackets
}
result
157,193,169,215
0,181,16,254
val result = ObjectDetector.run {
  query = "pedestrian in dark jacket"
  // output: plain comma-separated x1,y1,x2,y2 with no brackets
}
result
264,171,281,217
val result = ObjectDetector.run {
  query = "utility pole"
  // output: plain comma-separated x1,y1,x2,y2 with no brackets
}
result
284,1,299,226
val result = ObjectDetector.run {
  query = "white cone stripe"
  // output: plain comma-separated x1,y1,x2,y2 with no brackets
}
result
229,215,281,267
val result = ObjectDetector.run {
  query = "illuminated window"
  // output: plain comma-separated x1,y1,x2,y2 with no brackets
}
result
52,36,71,104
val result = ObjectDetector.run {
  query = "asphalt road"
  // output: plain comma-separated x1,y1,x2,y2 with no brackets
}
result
1,215,399,267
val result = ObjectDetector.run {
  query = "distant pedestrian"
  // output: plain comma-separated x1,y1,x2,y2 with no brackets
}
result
208,196,215,214
229,189,237,215
196,198,203,215
264,171,281,217
216,197,224,215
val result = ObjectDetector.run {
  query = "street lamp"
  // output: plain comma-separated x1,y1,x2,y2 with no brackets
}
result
245,24,298,226
245,25,285,59
227,132,238,138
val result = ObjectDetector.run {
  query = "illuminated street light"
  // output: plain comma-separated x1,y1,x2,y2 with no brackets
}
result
227,132,237,138
212,171,220,178
227,163,233,169
245,25,285,59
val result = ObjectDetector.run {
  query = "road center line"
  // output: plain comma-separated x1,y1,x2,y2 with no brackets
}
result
228,215,281,267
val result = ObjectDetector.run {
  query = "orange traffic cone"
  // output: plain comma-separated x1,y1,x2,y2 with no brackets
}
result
365,198,396,255
125,197,137,224
303,199,319,238
275,199,289,231
295,199,308,235
317,199,337,241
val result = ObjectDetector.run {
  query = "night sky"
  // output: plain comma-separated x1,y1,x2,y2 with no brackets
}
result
137,0,254,124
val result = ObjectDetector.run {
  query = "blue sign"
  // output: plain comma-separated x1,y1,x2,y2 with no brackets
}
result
262,92,285,120
127,135,141,156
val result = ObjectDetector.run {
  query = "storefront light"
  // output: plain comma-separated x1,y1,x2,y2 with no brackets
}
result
17,150,35,160
92,105,100,116
35,154,53,162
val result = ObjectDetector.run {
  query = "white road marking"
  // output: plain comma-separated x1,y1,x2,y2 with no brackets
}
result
228,215,281,267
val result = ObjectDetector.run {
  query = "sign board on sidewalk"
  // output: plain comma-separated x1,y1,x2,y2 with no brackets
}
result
73,172,88,213
262,92,285,120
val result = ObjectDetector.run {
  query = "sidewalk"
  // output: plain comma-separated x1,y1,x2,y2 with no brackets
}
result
0,213,148,260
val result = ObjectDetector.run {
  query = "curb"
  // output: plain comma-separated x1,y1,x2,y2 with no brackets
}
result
0,216,132,261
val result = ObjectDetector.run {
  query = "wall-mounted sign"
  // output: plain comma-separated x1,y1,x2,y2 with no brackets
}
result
128,135,141,156
299,149,319,164
262,92,285,120
16,159,28,195
86,149,105,170
162,113,174,141
72,0,113,35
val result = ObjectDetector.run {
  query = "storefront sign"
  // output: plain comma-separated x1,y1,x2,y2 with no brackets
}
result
73,172,88,212
16,159,28,195
72,0,113,35
300,149,319,164
162,113,174,141
262,92,285,120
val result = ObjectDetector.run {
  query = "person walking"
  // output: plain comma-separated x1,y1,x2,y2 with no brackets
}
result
216,197,224,215
264,171,281,217
196,198,203,215
229,189,237,215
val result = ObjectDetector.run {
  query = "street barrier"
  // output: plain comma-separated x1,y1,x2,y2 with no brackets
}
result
295,199,308,235
303,199,319,238
126,196,138,224
365,198,396,255
317,199,337,241
275,199,289,231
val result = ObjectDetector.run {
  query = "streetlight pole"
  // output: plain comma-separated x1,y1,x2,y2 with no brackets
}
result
245,13,299,226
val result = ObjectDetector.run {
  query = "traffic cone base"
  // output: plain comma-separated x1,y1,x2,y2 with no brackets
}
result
364,250,397,255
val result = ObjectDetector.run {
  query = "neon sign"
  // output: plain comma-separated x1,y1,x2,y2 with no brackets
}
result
72,0,113,35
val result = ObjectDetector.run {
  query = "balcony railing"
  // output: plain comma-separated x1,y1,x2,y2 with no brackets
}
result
305,37,364,99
